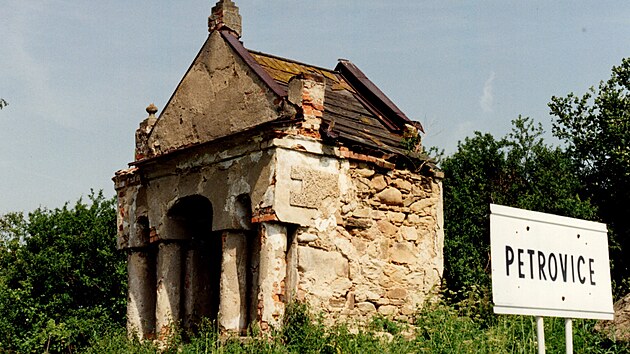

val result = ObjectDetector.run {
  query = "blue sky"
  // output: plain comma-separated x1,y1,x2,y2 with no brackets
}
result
1,0,629,213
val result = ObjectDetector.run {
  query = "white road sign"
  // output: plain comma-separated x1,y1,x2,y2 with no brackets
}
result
490,204,614,320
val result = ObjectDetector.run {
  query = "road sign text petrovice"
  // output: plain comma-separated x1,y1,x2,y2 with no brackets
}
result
490,204,613,320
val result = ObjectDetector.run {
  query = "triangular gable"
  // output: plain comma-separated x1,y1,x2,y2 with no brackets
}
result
146,31,284,156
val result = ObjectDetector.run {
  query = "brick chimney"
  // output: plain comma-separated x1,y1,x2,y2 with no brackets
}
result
288,73,326,132
209,0,242,38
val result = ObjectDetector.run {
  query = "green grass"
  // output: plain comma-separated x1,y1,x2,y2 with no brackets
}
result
81,298,630,354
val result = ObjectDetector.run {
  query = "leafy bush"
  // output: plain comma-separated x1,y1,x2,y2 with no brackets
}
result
441,116,597,299
0,191,126,353
551,57,630,296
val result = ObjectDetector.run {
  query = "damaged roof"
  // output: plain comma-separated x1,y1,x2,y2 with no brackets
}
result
247,49,424,158
219,29,424,160
141,0,431,167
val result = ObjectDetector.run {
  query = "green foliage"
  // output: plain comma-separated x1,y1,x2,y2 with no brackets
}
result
281,301,329,353
370,315,402,335
0,191,127,353
80,297,629,353
550,57,630,296
441,116,597,297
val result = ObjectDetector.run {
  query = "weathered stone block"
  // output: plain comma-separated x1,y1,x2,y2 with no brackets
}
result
297,232,319,243
400,226,418,241
298,246,349,280
386,288,408,299
377,187,403,206
392,179,412,192
356,302,376,313
352,207,372,218
406,214,422,225
376,219,398,237
409,199,435,215
346,217,373,229
355,168,375,178
387,212,406,224
331,278,353,296
389,242,416,264
378,305,398,316
370,175,388,192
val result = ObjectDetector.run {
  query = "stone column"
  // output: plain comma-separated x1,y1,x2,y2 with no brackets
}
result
218,231,249,332
127,250,156,340
155,242,183,338
256,223,287,330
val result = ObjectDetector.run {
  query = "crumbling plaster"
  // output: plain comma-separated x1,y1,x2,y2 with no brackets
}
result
120,131,377,245
147,30,282,157
116,132,444,327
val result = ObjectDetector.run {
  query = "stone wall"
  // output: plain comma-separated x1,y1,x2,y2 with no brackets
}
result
116,133,444,338
292,162,444,324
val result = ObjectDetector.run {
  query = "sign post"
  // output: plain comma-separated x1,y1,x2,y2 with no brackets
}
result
565,319,572,353
490,204,614,353
536,316,545,354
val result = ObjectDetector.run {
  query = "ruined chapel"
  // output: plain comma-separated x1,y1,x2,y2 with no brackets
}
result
114,0,444,339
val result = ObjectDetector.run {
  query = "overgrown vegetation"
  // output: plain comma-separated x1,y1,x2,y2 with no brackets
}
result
0,192,126,352
441,116,597,299
83,298,629,353
550,57,630,296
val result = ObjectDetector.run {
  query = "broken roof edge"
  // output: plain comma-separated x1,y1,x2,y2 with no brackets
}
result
130,115,299,167
319,121,438,174
220,30,287,98
335,59,425,134
335,139,440,176
247,49,338,77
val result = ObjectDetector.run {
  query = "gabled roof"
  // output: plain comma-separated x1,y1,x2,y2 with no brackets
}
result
138,26,428,167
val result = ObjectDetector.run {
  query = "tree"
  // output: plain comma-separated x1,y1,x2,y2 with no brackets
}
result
0,191,127,353
441,117,596,299
0,99,6,109
550,57,630,295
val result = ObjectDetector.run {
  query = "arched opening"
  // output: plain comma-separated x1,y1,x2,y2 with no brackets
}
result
167,195,213,237
166,195,220,329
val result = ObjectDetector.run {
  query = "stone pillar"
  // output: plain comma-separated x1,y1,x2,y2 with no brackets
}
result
135,104,158,161
155,242,183,338
256,223,287,330
285,232,298,303
219,231,248,332
288,73,326,132
127,250,156,340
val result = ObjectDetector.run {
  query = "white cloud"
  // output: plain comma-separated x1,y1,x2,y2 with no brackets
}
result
480,71,496,113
